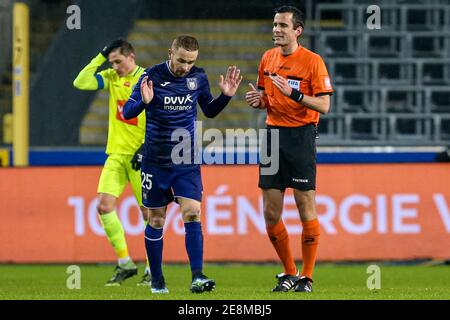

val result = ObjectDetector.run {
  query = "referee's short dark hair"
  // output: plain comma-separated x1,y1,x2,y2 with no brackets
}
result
275,5,305,29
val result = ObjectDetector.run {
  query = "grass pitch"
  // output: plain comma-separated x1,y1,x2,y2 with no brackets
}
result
0,263,448,300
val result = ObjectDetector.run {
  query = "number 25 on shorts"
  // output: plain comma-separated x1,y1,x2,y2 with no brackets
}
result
141,172,153,190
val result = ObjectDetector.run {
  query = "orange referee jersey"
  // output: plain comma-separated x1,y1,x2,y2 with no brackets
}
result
257,45,333,127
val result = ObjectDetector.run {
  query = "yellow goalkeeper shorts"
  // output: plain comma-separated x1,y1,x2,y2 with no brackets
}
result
97,153,143,206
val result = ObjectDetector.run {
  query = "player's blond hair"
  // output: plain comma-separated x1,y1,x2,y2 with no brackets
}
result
172,35,199,52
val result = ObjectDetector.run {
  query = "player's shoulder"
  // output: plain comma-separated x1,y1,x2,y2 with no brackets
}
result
298,46,325,62
126,66,144,83
261,47,279,60
187,66,208,84
134,65,145,77
193,65,205,73
143,64,158,75
143,62,169,80
190,65,206,76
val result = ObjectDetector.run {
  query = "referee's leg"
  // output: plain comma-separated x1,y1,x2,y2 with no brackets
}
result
263,189,298,277
293,189,320,284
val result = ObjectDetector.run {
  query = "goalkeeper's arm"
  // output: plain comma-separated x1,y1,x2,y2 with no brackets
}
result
73,39,124,90
73,53,107,90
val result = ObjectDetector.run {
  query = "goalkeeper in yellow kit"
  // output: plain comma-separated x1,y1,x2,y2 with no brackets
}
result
73,39,150,286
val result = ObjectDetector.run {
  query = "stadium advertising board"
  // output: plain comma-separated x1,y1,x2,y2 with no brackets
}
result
0,164,449,262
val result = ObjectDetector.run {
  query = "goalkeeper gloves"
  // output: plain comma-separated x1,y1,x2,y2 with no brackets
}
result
100,39,125,58
131,144,144,171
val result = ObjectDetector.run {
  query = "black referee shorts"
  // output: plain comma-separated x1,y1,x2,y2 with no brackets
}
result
258,124,317,191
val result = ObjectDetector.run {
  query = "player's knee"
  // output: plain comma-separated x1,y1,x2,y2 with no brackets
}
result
149,216,165,228
264,214,280,226
97,202,114,215
263,205,281,225
140,207,150,222
294,191,316,218
182,206,201,222
295,192,314,206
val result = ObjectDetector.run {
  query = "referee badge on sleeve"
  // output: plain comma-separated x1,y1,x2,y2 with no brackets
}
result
323,76,332,89
187,78,198,90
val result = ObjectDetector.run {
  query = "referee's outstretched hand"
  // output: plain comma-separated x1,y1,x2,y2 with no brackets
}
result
246,83,264,108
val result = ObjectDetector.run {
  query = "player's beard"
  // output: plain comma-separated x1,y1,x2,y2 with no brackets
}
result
175,69,188,77
169,61,188,77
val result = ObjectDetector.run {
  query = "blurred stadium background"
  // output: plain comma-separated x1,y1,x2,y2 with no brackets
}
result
1,0,450,150
0,0,449,299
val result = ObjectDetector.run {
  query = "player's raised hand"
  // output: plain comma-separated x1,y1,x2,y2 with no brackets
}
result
245,83,265,109
219,66,243,97
140,76,154,104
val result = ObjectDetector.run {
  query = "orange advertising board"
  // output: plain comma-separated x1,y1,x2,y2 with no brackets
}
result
0,164,449,263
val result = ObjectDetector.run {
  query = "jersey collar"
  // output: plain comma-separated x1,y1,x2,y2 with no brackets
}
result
122,65,141,78
131,65,142,77
279,44,303,57
165,61,176,77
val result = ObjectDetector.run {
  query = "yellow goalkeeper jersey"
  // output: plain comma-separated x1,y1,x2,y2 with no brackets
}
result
73,53,145,155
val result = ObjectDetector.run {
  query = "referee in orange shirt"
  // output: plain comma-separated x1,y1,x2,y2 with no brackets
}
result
245,5,333,293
